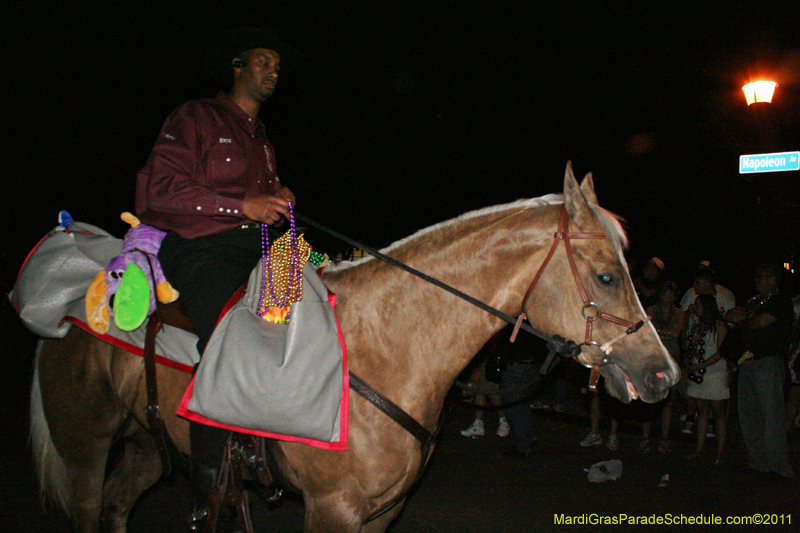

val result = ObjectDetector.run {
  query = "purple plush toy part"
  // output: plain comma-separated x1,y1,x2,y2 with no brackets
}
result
104,212,177,320
85,213,179,334
106,220,167,316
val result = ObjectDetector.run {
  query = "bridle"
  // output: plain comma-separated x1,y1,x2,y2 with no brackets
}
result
514,205,648,389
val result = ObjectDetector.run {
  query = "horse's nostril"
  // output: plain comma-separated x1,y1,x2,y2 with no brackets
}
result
646,371,670,392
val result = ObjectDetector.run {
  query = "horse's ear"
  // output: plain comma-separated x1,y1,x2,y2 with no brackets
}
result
563,161,590,220
580,172,598,205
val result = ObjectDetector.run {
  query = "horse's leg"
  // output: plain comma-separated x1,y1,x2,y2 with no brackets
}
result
35,330,129,533
100,343,192,531
302,495,403,533
303,497,361,533
103,347,192,531
100,420,163,533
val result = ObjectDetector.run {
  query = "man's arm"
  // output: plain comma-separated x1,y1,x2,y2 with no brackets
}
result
679,289,695,312
138,105,252,218
746,312,778,329
724,307,777,329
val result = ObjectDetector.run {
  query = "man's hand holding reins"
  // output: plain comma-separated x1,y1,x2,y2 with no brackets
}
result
242,186,296,224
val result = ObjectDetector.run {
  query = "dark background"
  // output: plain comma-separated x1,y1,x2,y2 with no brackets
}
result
4,1,800,301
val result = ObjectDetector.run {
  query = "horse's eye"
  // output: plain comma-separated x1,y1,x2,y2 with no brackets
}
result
597,274,615,286
113,269,125,279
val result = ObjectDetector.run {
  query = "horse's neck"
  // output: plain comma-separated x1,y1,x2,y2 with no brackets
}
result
325,206,557,420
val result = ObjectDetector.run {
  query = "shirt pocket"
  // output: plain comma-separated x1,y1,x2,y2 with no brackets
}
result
205,142,248,185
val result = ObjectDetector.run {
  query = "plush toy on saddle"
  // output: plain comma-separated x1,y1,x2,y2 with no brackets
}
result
86,212,179,334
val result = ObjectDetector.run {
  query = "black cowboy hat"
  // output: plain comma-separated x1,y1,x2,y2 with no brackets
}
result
204,27,304,88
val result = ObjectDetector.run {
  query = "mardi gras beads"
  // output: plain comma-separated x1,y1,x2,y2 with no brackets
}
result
686,319,710,384
257,202,305,324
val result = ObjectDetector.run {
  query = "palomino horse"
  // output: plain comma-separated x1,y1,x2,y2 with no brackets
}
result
31,164,679,532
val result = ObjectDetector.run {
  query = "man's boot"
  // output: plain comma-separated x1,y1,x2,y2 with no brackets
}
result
188,460,218,532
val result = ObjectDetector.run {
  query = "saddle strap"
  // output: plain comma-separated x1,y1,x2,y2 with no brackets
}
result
140,300,193,478
349,372,435,448
143,314,175,478
349,371,441,524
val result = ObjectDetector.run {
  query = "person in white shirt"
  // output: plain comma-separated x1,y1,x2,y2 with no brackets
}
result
678,267,735,436
680,269,736,316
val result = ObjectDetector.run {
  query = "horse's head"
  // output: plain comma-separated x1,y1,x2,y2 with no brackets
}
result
522,163,680,403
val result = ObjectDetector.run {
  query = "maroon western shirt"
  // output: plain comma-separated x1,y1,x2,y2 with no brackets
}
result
135,92,281,239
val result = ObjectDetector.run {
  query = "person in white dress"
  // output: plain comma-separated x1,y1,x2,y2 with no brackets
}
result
685,294,729,464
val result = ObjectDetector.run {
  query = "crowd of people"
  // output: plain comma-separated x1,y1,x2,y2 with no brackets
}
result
459,257,799,481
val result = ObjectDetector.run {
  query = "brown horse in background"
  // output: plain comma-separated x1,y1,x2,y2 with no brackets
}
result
31,164,680,532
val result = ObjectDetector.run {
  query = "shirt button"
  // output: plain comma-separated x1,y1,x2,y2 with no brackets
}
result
234,209,239,214
219,208,224,212
226,158,231,162
197,206,202,210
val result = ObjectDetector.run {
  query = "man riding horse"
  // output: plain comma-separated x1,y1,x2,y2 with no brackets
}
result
135,27,302,531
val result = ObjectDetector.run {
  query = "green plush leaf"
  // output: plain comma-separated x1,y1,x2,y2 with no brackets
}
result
113,262,151,331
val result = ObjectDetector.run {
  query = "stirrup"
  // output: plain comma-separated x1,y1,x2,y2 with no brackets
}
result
208,434,282,533
187,507,208,532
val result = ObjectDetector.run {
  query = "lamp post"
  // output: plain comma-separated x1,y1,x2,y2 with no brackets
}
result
741,78,779,154
742,80,777,106
739,78,797,272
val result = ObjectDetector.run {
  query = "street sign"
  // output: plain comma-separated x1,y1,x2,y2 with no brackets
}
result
739,151,800,174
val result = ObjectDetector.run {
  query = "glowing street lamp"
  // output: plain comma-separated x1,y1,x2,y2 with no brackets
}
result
742,80,777,105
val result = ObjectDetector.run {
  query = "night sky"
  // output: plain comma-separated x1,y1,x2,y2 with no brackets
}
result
5,1,800,299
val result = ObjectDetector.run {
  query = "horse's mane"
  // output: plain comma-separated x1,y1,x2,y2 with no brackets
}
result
327,193,627,272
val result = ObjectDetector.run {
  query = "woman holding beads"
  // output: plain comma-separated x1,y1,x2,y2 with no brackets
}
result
684,294,729,463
